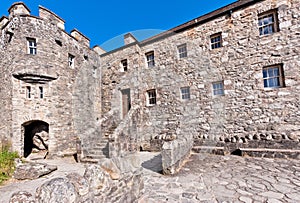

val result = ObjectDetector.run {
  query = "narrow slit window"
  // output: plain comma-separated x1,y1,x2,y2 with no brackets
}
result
68,54,75,68
39,87,43,99
26,86,31,98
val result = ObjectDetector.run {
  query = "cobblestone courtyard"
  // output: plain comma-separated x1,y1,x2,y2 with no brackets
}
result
140,152,300,203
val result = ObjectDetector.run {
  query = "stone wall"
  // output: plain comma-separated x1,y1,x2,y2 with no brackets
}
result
0,3,101,157
101,0,300,151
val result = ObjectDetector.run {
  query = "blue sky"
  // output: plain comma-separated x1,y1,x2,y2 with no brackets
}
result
0,0,235,51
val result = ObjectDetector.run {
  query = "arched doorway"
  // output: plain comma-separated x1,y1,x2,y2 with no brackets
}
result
22,120,49,158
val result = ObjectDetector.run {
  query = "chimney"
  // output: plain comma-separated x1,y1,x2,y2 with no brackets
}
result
8,2,30,18
124,33,138,45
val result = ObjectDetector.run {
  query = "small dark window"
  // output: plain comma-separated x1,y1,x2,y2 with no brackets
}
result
146,51,155,67
263,64,285,88
258,10,279,36
39,87,43,99
147,89,157,106
180,87,190,100
121,59,128,71
68,54,75,68
55,39,62,46
213,81,224,96
211,33,222,49
26,86,31,98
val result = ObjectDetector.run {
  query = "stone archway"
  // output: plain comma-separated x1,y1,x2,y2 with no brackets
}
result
22,120,49,158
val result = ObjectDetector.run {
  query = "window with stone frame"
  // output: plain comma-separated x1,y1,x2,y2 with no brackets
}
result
146,89,157,106
27,38,37,55
180,87,190,100
258,10,279,36
263,64,285,88
68,54,75,68
210,33,222,49
39,86,44,99
26,86,31,98
178,44,187,58
145,51,155,67
212,81,224,96
121,59,128,72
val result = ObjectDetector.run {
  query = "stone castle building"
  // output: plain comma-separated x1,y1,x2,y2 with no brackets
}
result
0,0,299,161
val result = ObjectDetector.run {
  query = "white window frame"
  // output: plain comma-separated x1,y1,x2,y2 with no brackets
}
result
146,89,157,106
180,87,190,100
146,51,155,67
178,44,187,58
27,38,37,55
68,54,75,68
212,81,224,96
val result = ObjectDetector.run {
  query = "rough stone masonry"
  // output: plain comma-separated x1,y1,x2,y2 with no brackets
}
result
0,0,299,164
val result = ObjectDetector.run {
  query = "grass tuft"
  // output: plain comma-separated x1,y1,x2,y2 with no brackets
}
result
0,148,19,185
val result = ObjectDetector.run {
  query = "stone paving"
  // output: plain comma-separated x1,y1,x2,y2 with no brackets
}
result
139,152,300,203
0,152,300,203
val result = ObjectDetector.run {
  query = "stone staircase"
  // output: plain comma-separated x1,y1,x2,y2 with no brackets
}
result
81,137,110,163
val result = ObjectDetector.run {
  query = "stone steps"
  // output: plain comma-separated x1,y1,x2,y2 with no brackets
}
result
234,148,300,159
81,138,109,163
192,145,300,160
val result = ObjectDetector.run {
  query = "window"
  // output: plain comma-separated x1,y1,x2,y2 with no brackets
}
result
178,44,187,58
55,39,62,46
146,51,155,67
39,87,43,99
213,81,224,96
68,54,75,68
27,38,37,55
210,33,222,49
146,89,157,106
26,86,31,98
180,87,190,100
121,59,128,71
263,65,284,88
258,10,278,36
